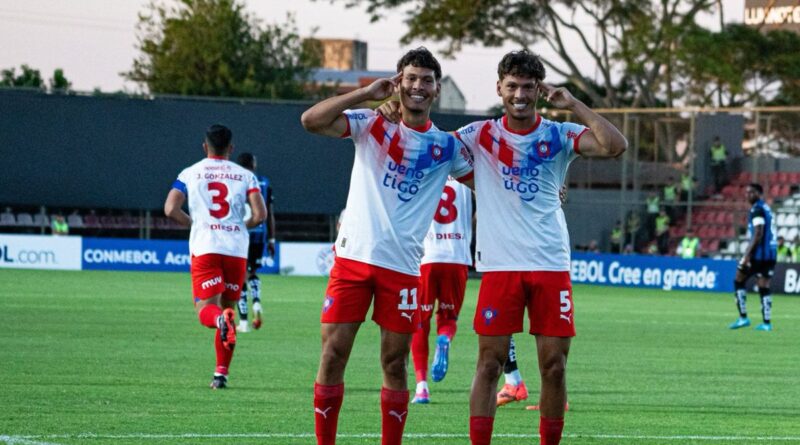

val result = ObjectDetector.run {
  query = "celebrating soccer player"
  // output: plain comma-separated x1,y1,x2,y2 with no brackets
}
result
300,48,474,445
411,176,473,404
729,183,778,331
164,125,267,389
454,50,626,445
235,152,276,333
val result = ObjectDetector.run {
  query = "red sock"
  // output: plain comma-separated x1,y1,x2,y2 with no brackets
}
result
436,318,457,340
411,321,430,384
469,416,494,445
540,416,564,445
314,383,344,445
380,387,409,445
198,304,222,328
214,329,234,375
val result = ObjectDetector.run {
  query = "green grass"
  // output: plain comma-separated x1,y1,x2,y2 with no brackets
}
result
1,269,799,444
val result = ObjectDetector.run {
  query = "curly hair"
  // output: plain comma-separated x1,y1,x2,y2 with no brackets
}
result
397,47,442,80
497,50,546,81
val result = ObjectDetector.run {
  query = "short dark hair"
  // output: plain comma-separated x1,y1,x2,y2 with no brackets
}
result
748,183,763,194
205,124,233,153
397,47,442,80
498,50,546,81
237,152,256,171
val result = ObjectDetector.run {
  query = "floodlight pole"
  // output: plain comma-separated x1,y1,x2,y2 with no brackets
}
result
686,111,696,231
618,112,630,253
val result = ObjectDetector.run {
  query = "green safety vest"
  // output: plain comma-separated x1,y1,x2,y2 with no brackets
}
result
664,185,677,202
646,196,660,213
681,174,693,192
52,220,68,234
777,245,791,262
711,144,727,163
680,237,699,258
655,215,670,235
793,247,800,263
611,228,623,243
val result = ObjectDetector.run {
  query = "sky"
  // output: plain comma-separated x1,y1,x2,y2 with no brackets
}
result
0,0,745,112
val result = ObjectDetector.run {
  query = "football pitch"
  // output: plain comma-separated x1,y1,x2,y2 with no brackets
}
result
2,269,799,445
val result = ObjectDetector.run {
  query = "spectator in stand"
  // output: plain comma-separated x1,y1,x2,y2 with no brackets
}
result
626,212,642,252
709,136,728,193
679,171,697,203
794,235,800,263
654,208,670,255
645,191,660,237
51,214,68,236
610,221,623,253
677,228,701,258
587,239,600,253
776,236,793,263
663,177,678,219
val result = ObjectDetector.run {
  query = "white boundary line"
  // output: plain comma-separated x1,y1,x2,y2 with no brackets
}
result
4,432,800,442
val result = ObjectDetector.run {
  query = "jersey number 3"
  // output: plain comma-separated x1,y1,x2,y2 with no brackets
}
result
208,182,230,218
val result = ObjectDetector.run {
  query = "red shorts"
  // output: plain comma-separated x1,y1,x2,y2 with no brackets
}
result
191,254,247,302
473,271,575,337
419,263,468,323
322,256,421,334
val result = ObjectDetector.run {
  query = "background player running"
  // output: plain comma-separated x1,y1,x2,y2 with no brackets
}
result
411,176,473,404
729,183,778,332
456,50,626,445
235,152,276,333
164,125,266,389
300,48,474,445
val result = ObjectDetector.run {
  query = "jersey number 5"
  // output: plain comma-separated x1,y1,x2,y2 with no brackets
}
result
433,185,458,224
208,182,230,218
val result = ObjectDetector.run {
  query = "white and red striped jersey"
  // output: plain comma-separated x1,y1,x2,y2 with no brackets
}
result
173,157,259,258
456,115,588,272
422,177,473,266
336,108,474,276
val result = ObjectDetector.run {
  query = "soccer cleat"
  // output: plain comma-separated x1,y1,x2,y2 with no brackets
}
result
431,335,450,382
755,323,772,331
728,317,751,329
219,308,237,350
210,374,227,389
496,381,528,407
252,302,263,330
236,320,250,333
411,388,430,404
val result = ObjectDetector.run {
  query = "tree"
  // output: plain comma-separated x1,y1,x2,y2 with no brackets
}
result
126,0,319,99
1,65,72,93
676,24,800,107
1,64,45,89
336,0,717,109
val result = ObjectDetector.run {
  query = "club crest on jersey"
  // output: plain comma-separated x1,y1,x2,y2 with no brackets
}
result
430,144,444,161
482,307,498,325
323,295,335,313
536,141,551,158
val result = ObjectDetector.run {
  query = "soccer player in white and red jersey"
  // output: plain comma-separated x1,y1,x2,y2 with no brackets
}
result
455,51,627,445
410,177,473,404
164,125,267,389
300,48,474,445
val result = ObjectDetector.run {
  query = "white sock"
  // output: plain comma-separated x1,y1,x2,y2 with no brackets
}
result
504,370,522,386
416,381,428,393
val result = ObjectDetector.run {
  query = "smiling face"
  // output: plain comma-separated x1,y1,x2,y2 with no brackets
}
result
396,65,440,115
497,74,540,121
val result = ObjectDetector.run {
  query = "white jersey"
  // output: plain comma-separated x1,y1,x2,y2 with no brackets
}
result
173,157,259,258
336,109,474,276
421,178,473,266
456,115,588,271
